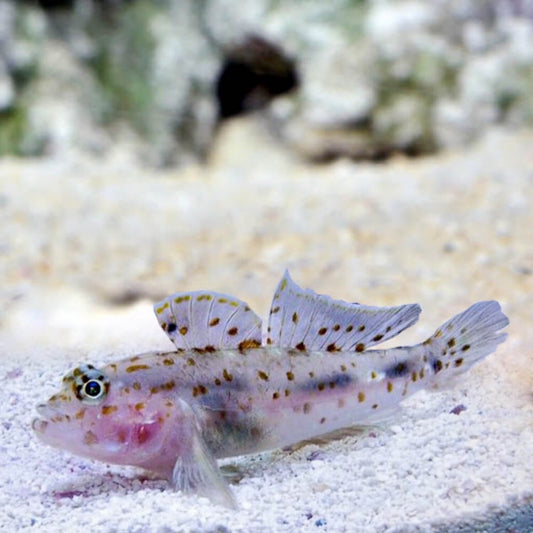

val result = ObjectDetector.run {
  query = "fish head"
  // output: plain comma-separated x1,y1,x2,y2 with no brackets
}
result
32,363,184,473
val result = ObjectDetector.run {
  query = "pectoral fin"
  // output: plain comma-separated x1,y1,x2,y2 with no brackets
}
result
171,418,237,509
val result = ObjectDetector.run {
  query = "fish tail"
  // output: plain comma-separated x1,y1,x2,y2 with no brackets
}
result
422,301,509,385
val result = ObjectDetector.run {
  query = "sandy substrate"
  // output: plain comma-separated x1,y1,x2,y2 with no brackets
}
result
0,121,532,532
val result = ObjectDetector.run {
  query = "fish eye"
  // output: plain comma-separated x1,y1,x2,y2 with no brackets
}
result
83,379,104,400
70,365,109,404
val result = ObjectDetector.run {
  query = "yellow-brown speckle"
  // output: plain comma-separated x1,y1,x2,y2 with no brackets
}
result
286,371,295,381
135,402,146,411
132,382,141,391
179,326,188,335
257,370,269,381
209,317,220,327
387,381,393,393
126,364,150,373
223,369,233,382
101,405,117,415
187,358,196,366
163,358,175,366
355,343,365,352
358,392,365,403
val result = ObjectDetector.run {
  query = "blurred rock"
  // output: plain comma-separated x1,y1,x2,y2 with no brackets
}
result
0,0,532,163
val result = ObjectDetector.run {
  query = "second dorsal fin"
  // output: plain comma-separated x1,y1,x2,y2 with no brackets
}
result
266,271,421,352
154,290,262,351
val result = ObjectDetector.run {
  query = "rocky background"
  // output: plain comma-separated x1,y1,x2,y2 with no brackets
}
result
0,0,532,166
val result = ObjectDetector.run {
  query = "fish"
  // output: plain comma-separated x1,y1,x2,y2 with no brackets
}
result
32,271,509,508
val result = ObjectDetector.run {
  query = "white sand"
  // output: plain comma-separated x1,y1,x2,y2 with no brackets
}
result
0,122,532,532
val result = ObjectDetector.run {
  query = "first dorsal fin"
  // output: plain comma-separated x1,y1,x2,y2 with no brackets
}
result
267,271,421,352
154,290,262,351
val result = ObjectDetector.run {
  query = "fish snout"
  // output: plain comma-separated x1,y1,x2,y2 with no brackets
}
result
36,403,59,419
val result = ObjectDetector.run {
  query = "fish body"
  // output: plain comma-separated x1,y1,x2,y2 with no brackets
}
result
33,271,509,507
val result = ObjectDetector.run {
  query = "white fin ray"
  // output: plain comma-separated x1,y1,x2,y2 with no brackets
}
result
267,271,421,352
154,290,262,351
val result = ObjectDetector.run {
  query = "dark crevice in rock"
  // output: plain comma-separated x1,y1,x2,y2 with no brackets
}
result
216,35,298,119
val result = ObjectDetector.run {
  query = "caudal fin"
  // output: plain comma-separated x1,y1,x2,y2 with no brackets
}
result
423,301,509,384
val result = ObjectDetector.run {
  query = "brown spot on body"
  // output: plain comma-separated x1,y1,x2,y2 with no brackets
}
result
370,371,377,379
412,371,418,382
179,326,188,336
163,380,176,391
209,317,220,327
258,370,269,381
454,358,464,367
75,409,85,420
419,368,425,379
320,417,326,424
346,325,354,332
303,402,312,414
132,382,141,391
340,364,347,372
309,371,315,378
271,306,280,314
228,327,238,336
435,329,443,338
355,343,365,352
135,402,146,411
358,325,366,332
318,327,328,335
292,312,298,324
327,343,339,352
284,389,291,397
333,324,340,331
372,404,378,409
239,339,261,350
214,377,222,386
462,344,471,352
223,369,233,382
317,382,325,391
187,358,196,366
387,382,393,393
296,342,306,351
358,392,365,403
286,371,294,381
372,334,384,342
84,431,98,445
126,364,150,373
272,392,280,400
162,358,175,366
448,338,456,348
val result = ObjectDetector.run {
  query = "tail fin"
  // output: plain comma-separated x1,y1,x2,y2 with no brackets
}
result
423,301,509,385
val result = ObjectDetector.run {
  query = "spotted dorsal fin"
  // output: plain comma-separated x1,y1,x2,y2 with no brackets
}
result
267,271,421,352
154,290,262,351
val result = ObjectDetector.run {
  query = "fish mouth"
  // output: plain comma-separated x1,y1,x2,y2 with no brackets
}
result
31,417,48,434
